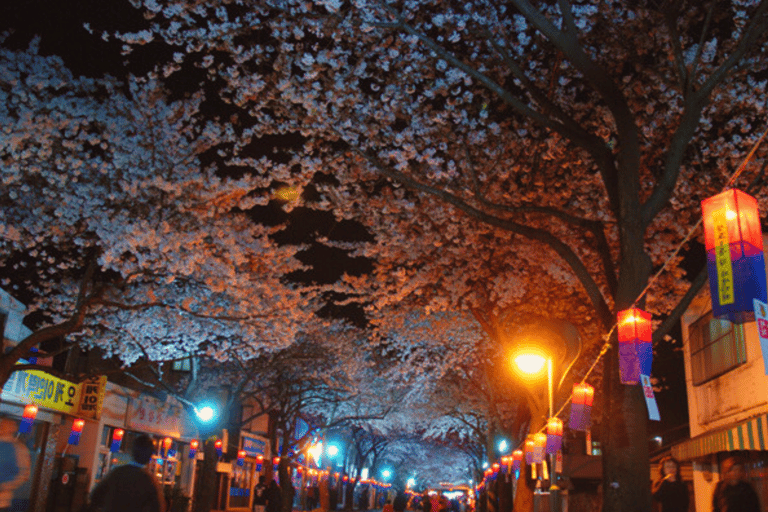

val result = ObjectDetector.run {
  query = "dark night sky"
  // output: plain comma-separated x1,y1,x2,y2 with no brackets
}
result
1,0,692,447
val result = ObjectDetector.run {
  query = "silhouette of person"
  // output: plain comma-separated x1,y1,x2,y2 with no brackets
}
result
712,455,760,512
88,434,165,512
651,456,688,512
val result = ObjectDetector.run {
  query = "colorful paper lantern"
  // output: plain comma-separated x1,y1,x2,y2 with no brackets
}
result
511,449,523,471
617,308,652,384
701,189,767,323
546,417,563,454
214,439,223,458
189,440,199,459
68,419,85,446
569,383,595,431
500,455,511,474
255,454,264,471
162,437,173,457
532,433,546,463
110,428,124,452
237,450,246,466
18,404,38,434
524,437,535,464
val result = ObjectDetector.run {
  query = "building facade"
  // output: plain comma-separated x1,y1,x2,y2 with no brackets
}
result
674,253,768,512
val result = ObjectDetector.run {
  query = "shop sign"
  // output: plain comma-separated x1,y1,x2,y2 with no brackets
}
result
1,365,80,414
79,375,107,420
242,433,266,457
126,397,182,437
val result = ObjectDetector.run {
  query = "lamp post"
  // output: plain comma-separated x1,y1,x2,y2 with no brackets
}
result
513,353,560,512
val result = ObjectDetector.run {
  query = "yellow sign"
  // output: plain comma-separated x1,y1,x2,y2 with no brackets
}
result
2,367,81,414
713,211,734,305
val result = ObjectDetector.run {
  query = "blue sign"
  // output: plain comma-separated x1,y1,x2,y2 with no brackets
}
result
242,434,266,457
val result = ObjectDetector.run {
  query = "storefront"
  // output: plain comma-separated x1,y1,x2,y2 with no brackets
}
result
227,432,268,511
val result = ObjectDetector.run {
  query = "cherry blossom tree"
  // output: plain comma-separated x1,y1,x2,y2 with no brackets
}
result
0,43,314,386
116,1,768,510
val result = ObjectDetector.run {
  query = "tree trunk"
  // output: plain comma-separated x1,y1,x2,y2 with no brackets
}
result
192,440,218,512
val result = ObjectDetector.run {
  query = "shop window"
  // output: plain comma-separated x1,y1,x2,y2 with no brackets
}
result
172,357,192,372
689,311,747,385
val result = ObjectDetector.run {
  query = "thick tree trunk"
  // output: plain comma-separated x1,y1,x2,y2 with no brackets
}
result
601,242,653,512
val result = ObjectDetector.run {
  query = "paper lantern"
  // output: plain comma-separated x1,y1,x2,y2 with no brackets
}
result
617,308,652,384
237,450,246,466
546,417,563,454
68,419,85,446
214,439,223,458
255,454,264,471
511,449,523,471
162,437,173,457
702,189,766,323
524,437,535,464
532,433,546,463
18,404,38,434
569,383,595,431
110,428,124,452
500,455,511,474
189,440,199,459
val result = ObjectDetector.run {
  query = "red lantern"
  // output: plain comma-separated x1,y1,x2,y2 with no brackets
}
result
19,404,38,434
617,308,652,384
189,440,199,459
110,428,124,452
255,454,264,471
702,189,766,323
237,450,247,466
546,417,563,454
569,383,595,431
162,437,173,457
214,439,223,458
68,419,85,446
511,449,523,471
500,455,511,474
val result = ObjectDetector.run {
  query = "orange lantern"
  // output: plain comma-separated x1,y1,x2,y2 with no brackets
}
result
546,417,563,454
701,189,766,323
237,450,247,466
511,449,523,471
617,308,652,384
524,437,535,464
569,383,595,431
532,433,546,463
214,439,223,458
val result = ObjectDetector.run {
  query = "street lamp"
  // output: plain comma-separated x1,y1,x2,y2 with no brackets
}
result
513,352,558,512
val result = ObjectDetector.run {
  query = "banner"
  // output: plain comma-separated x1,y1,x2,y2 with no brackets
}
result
754,299,768,375
2,366,80,414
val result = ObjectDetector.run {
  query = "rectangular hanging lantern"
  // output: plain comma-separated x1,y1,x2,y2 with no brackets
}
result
702,189,767,323
68,419,85,446
545,417,563,454
524,437,535,464
617,308,652,384
110,428,124,452
215,439,223,458
237,450,247,466
189,440,199,459
255,454,264,471
569,383,594,431
532,433,546,463
512,449,523,471
19,404,38,434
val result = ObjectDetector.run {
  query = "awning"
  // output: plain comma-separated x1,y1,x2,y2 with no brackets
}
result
672,413,768,460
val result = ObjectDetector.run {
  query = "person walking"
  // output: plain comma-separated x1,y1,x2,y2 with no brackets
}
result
712,455,760,512
651,456,688,512
253,475,268,512
266,479,282,512
87,434,164,512
0,418,31,512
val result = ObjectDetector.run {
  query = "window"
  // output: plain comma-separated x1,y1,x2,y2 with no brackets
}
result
689,311,747,385
172,357,192,372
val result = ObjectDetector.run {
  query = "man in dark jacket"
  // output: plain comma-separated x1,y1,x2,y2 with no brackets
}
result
712,455,760,512
88,434,164,512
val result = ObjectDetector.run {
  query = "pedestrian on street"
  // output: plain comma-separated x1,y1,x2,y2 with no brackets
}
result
651,456,688,512
421,491,431,512
0,418,31,512
712,455,760,512
87,434,165,512
266,479,282,512
393,490,408,512
253,475,267,512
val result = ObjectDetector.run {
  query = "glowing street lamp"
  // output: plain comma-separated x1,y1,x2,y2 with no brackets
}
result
497,439,509,454
326,444,339,457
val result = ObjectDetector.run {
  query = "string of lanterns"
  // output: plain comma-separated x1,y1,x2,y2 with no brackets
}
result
477,127,768,492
